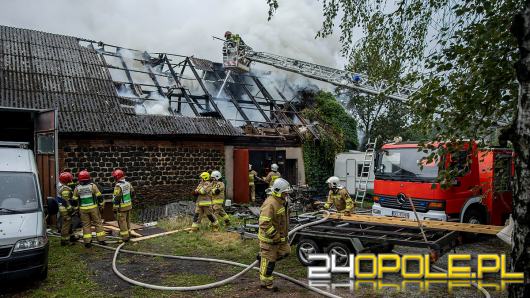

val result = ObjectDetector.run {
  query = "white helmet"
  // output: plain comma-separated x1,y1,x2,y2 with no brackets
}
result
249,164,252,170
271,178,292,196
326,176,341,189
271,163,279,171
211,170,222,180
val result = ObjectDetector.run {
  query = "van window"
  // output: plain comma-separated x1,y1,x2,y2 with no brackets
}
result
0,172,39,213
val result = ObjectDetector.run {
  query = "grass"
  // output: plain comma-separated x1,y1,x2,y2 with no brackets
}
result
9,238,108,298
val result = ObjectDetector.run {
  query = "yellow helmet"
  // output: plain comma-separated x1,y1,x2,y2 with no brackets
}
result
200,172,210,181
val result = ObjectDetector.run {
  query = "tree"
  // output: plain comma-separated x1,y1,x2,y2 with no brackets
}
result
267,0,529,295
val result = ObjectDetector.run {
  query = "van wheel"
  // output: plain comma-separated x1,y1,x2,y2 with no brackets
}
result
39,266,48,281
296,239,321,266
326,242,351,266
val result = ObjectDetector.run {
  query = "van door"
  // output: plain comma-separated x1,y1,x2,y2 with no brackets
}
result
34,110,58,201
346,159,356,194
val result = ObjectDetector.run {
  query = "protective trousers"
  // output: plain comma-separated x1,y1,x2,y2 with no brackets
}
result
249,184,256,202
192,206,218,230
80,208,106,243
259,242,291,286
117,210,131,241
212,204,230,224
59,209,71,241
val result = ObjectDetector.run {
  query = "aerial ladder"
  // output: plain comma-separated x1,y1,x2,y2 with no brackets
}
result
221,37,417,102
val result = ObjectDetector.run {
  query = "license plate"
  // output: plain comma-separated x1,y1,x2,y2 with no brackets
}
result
392,211,409,219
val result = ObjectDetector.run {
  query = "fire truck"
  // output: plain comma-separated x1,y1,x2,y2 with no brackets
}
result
371,141,513,226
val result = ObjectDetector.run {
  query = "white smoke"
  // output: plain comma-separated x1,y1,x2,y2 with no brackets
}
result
0,0,346,70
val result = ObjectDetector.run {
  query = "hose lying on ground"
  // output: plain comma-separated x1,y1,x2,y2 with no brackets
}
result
51,210,340,297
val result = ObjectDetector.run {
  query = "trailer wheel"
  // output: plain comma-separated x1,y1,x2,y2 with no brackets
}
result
296,239,321,266
326,242,351,267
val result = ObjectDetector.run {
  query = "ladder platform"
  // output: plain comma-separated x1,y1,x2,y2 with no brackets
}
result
329,213,503,235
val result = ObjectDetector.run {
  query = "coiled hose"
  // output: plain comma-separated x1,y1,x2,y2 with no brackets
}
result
91,210,340,297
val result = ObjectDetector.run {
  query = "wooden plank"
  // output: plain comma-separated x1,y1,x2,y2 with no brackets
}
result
329,214,503,235
130,228,192,242
104,221,143,230
102,225,143,237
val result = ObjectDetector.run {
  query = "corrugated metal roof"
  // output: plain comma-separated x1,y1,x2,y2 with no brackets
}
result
0,25,240,137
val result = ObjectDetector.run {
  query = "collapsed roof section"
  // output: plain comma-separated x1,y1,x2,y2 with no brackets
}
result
81,40,319,140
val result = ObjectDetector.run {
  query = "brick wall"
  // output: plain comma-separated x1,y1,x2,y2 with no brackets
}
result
58,138,225,207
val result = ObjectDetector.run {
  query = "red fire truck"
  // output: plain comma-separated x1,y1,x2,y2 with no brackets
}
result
371,141,513,226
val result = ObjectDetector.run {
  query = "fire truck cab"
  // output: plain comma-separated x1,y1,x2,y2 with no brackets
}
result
371,141,513,226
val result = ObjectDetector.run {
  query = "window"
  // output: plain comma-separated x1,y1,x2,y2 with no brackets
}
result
494,155,512,192
0,172,39,213
37,133,54,154
450,151,470,176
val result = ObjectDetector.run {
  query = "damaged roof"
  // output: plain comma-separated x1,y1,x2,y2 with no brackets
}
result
0,25,240,137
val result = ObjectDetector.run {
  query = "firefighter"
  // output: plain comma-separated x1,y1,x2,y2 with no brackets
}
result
191,172,219,232
323,176,354,215
112,169,135,242
57,171,76,246
72,170,106,247
210,170,230,225
263,163,281,187
249,164,258,203
258,178,292,291
224,30,241,43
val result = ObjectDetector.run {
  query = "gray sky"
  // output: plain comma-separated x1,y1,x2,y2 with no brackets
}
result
0,0,346,68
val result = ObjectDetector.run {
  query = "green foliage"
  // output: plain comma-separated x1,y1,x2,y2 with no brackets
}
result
301,91,357,193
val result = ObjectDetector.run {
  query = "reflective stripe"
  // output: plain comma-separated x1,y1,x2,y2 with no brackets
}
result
198,201,212,206
212,199,224,205
258,233,273,243
260,274,274,282
276,207,285,215
80,205,98,210
96,231,106,237
222,214,230,220
259,215,271,222
120,202,132,208
83,234,92,239
266,226,276,236
119,231,130,236
116,181,133,207
192,223,200,228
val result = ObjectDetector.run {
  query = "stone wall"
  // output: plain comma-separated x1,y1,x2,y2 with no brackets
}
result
58,138,224,206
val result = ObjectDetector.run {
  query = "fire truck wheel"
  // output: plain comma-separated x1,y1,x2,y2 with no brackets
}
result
325,242,351,267
296,238,321,266
463,208,485,225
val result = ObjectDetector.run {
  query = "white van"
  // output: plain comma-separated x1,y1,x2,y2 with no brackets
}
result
0,142,48,281
334,151,375,196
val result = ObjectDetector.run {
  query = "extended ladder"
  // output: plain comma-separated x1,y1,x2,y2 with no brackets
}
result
355,138,377,209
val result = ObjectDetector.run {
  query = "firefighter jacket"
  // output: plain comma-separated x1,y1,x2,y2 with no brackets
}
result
325,188,353,212
113,180,134,211
264,171,281,187
57,184,73,210
249,170,258,186
210,180,225,205
73,183,102,211
195,181,213,206
258,195,289,244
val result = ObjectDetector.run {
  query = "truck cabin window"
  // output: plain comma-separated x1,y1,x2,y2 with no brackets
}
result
375,148,438,181
0,172,39,213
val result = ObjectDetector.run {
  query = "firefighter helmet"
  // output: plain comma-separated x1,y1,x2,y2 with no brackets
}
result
326,176,341,189
271,178,292,196
200,172,210,181
224,31,232,38
78,170,91,182
59,171,73,184
271,163,279,171
112,169,125,181
211,170,222,180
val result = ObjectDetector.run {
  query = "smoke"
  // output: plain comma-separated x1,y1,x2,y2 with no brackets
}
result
0,0,345,69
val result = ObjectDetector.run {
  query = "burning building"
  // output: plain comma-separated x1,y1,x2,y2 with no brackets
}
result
0,25,317,206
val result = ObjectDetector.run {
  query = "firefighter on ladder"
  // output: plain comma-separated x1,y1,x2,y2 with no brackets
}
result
112,169,135,242
57,171,76,246
263,163,281,187
73,170,106,247
191,172,219,232
210,170,230,225
249,164,258,203
257,178,292,291
323,176,354,215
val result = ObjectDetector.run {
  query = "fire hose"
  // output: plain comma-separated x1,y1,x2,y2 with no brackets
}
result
51,210,341,298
